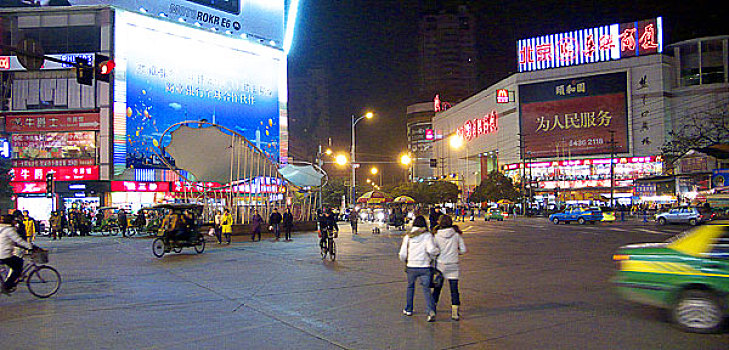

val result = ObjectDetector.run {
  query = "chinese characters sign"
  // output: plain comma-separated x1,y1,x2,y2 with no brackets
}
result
111,181,171,192
518,17,662,72
5,112,100,132
519,72,628,158
11,166,99,182
456,111,498,142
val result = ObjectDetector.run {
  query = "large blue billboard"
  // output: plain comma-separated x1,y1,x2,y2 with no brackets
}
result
114,10,283,172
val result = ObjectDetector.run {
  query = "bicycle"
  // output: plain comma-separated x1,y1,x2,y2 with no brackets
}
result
0,249,61,298
319,227,336,261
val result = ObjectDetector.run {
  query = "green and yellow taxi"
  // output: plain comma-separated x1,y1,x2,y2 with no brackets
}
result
612,222,729,333
484,208,504,221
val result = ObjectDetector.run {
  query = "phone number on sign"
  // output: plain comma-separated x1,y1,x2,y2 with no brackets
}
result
568,138,605,148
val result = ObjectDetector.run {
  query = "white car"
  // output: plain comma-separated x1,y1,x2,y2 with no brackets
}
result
655,208,701,226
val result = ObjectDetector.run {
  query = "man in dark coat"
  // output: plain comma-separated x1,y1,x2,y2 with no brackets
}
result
269,208,283,241
282,208,294,241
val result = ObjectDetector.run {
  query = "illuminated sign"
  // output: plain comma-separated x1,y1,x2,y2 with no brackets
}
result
114,11,283,172
172,177,285,193
496,89,510,104
111,181,171,192
519,72,628,158
11,132,96,160
424,129,435,141
456,111,498,142
5,112,100,132
0,139,10,158
504,156,657,170
11,166,99,182
13,158,95,168
518,17,662,72
0,53,93,71
11,182,46,194
25,1,285,45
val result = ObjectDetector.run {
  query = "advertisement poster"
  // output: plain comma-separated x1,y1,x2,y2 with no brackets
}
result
11,131,96,159
519,72,629,158
114,10,282,170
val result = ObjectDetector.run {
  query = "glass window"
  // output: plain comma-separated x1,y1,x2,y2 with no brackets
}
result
18,26,100,54
701,39,725,84
679,43,700,86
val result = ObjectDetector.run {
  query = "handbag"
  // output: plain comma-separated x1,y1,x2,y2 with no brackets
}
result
430,260,444,289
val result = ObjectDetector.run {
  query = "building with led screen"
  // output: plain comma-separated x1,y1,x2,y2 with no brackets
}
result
432,17,729,208
0,2,295,218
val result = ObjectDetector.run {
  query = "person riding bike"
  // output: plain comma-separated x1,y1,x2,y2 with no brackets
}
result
1,214,40,294
319,209,338,251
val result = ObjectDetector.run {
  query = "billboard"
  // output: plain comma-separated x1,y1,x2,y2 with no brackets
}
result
518,17,662,72
113,10,283,172
519,72,629,158
16,0,284,45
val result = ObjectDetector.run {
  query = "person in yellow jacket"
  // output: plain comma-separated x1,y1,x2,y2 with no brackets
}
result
22,210,36,243
221,209,233,245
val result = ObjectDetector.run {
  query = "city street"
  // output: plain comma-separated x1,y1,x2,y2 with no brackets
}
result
1,218,728,349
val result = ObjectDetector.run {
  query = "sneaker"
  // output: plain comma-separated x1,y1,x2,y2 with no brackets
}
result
402,309,412,316
427,313,436,322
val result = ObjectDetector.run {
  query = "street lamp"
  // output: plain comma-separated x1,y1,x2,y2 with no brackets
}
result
400,152,413,182
351,111,374,208
370,166,382,186
449,134,468,204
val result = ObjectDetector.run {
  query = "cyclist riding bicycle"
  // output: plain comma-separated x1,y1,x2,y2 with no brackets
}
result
318,209,338,251
1,214,40,294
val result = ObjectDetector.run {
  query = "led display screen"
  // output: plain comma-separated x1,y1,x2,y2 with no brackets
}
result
23,0,284,43
519,72,629,158
114,10,283,171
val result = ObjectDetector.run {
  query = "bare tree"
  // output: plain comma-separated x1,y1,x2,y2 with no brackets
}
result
661,103,729,160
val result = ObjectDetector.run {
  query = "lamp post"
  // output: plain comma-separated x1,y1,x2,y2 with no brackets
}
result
351,112,373,208
449,134,467,204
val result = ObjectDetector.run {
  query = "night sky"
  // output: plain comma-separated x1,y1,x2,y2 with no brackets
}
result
286,0,727,184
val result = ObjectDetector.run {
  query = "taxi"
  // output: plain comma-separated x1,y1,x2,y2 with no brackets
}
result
484,208,504,221
612,222,729,333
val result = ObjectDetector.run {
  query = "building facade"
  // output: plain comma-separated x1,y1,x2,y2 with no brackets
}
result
0,4,290,219
433,18,728,207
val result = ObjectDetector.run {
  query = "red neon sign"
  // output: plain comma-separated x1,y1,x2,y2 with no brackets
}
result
11,182,46,194
111,181,170,192
456,111,498,141
496,89,509,104
11,166,99,182
0,57,10,70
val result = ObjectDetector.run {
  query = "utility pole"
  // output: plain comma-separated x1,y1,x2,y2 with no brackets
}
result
519,133,526,214
609,130,616,209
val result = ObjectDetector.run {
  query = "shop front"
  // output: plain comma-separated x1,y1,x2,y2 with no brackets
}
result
54,181,109,212
109,181,171,213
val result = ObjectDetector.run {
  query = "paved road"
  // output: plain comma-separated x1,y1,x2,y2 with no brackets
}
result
1,218,727,349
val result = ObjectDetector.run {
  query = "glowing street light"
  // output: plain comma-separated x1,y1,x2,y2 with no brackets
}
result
400,153,413,166
335,154,348,166
449,134,464,149
370,167,378,175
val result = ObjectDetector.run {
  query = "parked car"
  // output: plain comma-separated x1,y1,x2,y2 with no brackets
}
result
612,223,729,333
655,208,702,226
484,209,504,221
549,207,603,224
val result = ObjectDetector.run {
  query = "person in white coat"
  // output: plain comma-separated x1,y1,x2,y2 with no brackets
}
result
1,214,36,294
398,215,439,321
432,214,467,320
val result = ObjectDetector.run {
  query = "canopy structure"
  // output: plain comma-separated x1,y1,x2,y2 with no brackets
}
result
165,124,277,186
357,191,392,204
278,163,327,188
393,195,416,204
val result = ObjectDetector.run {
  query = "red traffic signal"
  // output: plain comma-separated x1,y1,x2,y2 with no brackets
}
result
94,53,114,82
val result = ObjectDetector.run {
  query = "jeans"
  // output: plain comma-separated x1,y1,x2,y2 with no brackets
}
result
432,278,460,306
284,225,292,240
405,267,436,315
272,224,281,239
1,256,24,290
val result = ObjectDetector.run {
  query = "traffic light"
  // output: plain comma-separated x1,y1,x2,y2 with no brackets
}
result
429,158,437,168
94,53,115,83
45,172,54,197
75,56,93,86
553,187,559,198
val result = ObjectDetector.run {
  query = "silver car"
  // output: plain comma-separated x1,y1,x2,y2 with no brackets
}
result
655,208,701,226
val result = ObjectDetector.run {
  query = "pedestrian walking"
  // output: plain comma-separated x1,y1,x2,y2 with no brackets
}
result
50,211,63,240
282,208,294,241
221,209,233,244
399,215,439,322
349,209,359,234
269,208,282,241
428,207,441,230
250,210,263,242
431,214,467,321
118,209,128,237
22,211,36,243
214,210,223,244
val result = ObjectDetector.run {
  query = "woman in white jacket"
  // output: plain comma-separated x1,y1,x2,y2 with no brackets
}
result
398,215,439,321
432,215,467,320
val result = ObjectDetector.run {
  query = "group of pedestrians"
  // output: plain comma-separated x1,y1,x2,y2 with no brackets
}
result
212,208,295,243
399,213,467,322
